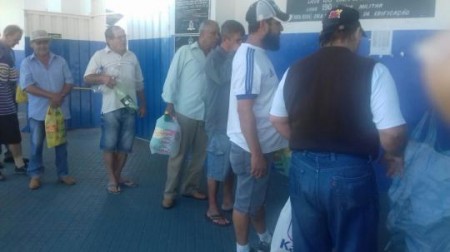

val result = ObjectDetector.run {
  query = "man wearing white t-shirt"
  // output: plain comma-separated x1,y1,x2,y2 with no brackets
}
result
227,1,289,251
270,6,407,252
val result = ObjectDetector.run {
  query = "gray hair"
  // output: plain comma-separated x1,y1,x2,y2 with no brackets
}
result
3,25,23,37
105,25,124,40
199,20,219,35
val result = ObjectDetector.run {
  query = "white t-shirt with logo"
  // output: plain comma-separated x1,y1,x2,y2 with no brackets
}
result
227,43,288,153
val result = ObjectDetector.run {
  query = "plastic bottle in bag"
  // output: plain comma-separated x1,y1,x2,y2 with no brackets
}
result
115,87,137,110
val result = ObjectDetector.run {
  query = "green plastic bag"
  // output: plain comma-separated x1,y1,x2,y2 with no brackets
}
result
45,107,66,148
273,148,291,177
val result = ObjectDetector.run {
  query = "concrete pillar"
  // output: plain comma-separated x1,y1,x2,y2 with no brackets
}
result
90,0,106,41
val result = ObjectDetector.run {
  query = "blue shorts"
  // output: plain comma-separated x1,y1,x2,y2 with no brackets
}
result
100,108,136,153
230,142,272,215
206,133,231,181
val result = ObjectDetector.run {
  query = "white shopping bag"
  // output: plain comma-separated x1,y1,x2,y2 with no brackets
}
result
149,114,181,157
271,198,293,252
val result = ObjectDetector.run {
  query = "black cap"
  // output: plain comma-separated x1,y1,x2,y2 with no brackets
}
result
322,6,366,36
246,0,291,23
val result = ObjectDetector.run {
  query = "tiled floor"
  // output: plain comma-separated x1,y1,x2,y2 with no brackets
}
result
0,128,290,252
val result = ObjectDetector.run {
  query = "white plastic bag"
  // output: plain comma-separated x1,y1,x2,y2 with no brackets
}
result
271,198,293,252
149,114,181,157
388,112,450,252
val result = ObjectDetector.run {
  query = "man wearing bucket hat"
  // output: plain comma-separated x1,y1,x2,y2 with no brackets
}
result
270,5,407,252
20,30,75,190
227,1,289,251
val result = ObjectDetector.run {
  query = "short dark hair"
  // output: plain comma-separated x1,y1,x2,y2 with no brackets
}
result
221,20,245,40
3,25,23,37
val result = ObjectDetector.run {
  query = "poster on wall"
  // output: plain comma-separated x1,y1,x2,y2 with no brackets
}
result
175,0,210,34
287,0,436,22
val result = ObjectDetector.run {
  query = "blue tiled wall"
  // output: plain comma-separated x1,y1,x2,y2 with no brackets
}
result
129,37,174,139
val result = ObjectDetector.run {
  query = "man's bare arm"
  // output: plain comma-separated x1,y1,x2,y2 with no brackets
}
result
270,115,290,140
238,99,266,178
378,124,407,177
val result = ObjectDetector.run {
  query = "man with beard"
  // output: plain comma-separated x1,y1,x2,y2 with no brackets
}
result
227,1,289,251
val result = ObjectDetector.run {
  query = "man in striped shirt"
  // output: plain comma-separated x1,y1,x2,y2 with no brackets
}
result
0,25,27,181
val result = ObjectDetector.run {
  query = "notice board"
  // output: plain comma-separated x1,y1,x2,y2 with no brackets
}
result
175,0,210,34
287,0,436,22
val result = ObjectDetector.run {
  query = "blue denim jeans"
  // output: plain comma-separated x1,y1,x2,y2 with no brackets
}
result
206,132,231,181
28,118,69,178
289,151,378,252
100,108,136,153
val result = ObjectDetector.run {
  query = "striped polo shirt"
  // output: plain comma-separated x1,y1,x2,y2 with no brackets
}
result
0,42,18,116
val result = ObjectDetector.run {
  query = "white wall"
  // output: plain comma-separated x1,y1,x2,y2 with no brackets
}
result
1,0,105,42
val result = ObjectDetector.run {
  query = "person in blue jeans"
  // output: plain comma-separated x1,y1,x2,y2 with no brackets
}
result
84,26,146,194
270,6,407,252
20,30,75,190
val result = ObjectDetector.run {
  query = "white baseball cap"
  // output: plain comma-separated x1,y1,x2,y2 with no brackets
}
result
246,0,291,23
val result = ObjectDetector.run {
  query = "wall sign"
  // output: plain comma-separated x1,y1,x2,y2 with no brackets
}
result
175,0,210,34
287,0,436,22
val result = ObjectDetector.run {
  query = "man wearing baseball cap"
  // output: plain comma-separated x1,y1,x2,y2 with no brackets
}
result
227,1,289,251
270,5,407,251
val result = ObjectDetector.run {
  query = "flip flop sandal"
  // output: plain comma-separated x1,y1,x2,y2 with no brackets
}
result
182,192,207,200
205,213,231,227
106,183,121,194
119,179,138,188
